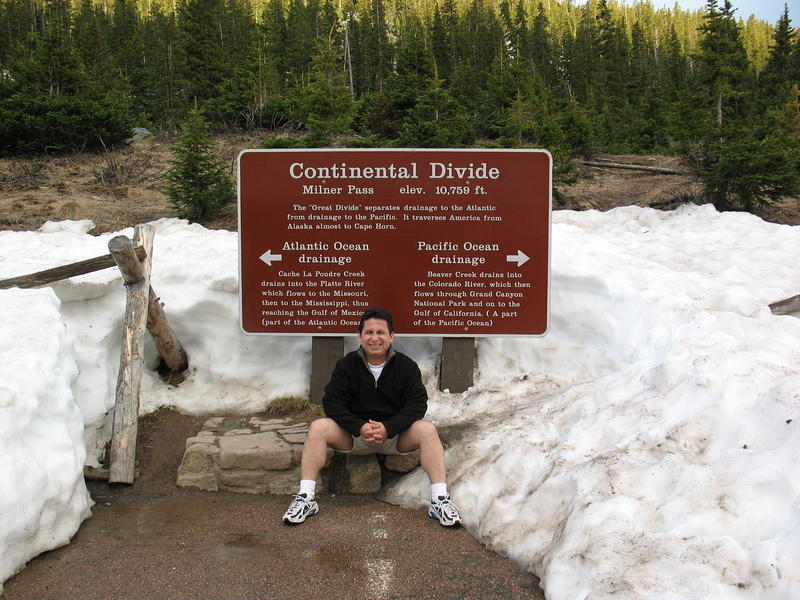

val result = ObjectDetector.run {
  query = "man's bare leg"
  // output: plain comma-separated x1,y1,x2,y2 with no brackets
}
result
397,420,461,526
397,420,446,483
284,418,354,525
300,418,354,480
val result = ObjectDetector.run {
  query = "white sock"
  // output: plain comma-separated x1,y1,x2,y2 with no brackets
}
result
299,479,316,498
431,482,448,500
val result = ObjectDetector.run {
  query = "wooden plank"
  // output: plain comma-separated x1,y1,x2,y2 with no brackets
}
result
770,294,800,315
0,246,147,290
310,337,344,404
439,337,475,393
108,225,154,485
581,160,689,176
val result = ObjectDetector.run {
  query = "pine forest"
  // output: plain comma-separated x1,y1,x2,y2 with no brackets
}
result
1,0,799,211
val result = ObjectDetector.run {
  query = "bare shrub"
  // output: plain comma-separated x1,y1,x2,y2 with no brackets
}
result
93,151,157,186
0,159,47,191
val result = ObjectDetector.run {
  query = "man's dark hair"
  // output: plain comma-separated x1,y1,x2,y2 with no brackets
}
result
358,308,394,333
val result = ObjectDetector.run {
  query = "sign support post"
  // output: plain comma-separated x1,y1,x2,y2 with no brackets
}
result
310,336,343,404
439,337,475,393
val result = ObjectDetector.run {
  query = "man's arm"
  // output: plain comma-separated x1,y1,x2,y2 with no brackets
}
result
382,358,428,438
322,358,367,436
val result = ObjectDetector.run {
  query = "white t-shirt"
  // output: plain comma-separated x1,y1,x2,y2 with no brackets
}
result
368,361,385,382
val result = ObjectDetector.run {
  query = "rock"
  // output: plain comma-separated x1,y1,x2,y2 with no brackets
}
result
223,428,253,436
278,427,309,434
203,417,227,429
185,435,217,448
176,443,220,491
266,468,327,495
176,471,218,491
128,127,153,142
290,445,333,467
249,417,289,427
218,432,293,470
218,469,269,494
258,424,289,432
279,432,307,444
176,418,386,496
384,451,421,473
330,454,381,493
267,468,303,495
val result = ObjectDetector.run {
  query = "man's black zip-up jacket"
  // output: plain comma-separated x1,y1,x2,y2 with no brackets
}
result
322,346,427,439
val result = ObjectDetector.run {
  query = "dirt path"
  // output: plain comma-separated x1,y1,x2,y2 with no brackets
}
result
3,411,544,600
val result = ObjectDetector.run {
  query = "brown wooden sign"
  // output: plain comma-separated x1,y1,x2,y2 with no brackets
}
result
238,149,551,336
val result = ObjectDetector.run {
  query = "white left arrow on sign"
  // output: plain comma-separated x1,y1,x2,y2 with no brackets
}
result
259,250,283,266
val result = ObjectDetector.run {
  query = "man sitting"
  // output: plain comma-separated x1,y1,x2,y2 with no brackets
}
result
282,307,461,527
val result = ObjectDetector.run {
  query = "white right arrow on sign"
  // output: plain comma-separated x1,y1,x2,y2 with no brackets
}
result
259,250,283,266
505,250,530,267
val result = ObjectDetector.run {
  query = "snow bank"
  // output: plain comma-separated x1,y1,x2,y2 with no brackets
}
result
384,205,800,599
0,288,92,594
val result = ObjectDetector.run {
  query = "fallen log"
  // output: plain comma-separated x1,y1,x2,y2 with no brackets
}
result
0,246,147,290
580,160,689,176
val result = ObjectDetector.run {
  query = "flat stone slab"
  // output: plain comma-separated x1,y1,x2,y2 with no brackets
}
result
176,416,380,496
279,432,307,444
219,431,293,470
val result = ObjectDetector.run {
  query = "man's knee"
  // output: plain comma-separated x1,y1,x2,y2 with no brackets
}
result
307,418,353,449
307,418,340,441
398,419,440,451
410,419,439,439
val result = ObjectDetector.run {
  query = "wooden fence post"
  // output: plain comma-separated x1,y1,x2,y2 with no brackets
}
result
108,225,154,484
0,247,147,290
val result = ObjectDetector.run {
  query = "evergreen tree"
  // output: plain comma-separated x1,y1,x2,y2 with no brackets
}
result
261,0,288,86
694,0,750,125
528,2,557,89
398,78,473,147
140,5,185,127
72,0,116,90
688,0,800,212
0,0,132,154
696,114,800,212
163,107,235,221
176,0,228,105
757,6,795,111
301,40,354,145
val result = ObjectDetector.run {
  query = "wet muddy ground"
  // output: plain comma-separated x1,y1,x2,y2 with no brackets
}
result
4,411,544,600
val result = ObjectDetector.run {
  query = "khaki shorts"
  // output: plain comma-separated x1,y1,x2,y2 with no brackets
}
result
343,434,414,456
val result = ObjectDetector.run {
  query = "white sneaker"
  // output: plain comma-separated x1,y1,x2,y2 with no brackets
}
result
428,494,462,527
282,493,319,525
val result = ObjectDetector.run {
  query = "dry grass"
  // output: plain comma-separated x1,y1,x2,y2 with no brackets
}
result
265,395,324,421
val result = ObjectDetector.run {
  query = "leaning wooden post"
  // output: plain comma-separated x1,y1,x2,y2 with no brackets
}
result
108,225,154,485
145,288,188,376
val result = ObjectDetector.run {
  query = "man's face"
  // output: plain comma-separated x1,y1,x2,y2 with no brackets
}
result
359,318,394,364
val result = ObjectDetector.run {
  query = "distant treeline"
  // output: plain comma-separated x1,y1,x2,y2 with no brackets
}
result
0,0,798,166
